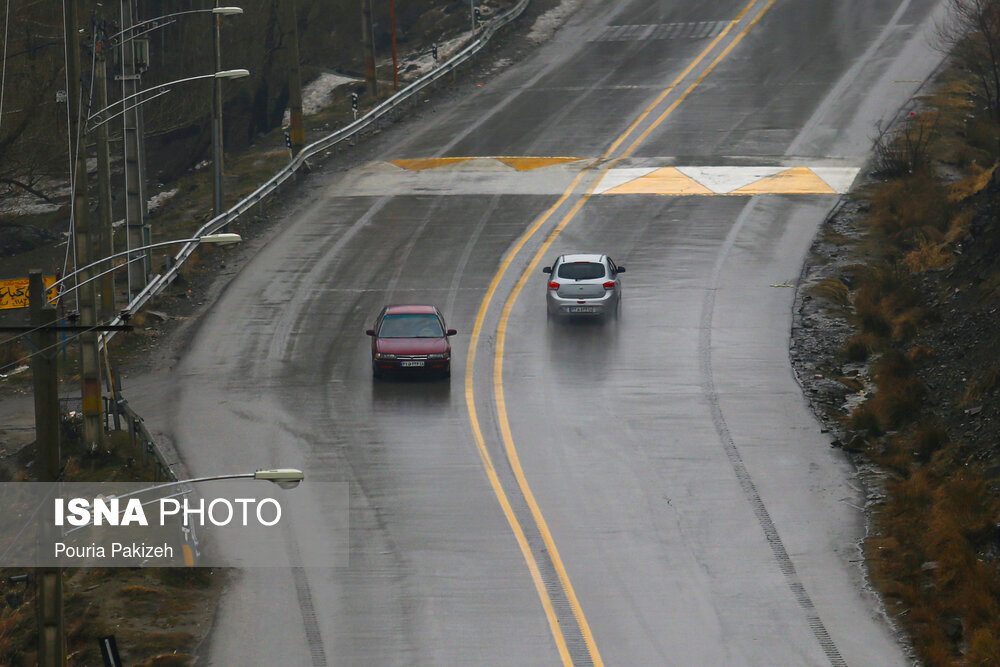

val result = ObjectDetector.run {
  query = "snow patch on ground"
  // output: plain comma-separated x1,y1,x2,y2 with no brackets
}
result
396,33,475,84
0,178,71,216
147,188,179,213
527,0,584,44
283,72,361,126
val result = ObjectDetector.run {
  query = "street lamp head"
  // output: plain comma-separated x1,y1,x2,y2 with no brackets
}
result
254,468,305,489
215,68,250,79
212,6,244,15
198,233,242,247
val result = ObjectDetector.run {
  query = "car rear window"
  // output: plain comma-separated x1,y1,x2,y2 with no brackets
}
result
379,313,444,338
557,262,605,280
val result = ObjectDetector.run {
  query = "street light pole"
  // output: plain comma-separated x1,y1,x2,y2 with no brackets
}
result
212,2,225,216
121,0,146,300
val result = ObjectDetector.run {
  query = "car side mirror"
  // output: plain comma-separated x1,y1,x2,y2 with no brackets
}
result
617,266,626,273
446,329,457,336
542,266,552,274
365,329,375,336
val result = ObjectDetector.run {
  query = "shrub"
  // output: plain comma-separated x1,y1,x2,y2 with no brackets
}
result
871,114,938,178
902,236,953,273
909,422,950,463
848,402,883,436
853,285,893,337
842,333,878,361
867,172,952,244
906,344,935,363
809,278,850,307
868,376,925,430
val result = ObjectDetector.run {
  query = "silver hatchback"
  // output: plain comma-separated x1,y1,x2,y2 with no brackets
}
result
542,253,625,319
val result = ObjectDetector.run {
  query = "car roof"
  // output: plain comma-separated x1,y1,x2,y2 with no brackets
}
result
558,253,606,263
384,304,440,315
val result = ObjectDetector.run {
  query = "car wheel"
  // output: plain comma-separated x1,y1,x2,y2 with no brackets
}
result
372,364,382,379
442,364,451,379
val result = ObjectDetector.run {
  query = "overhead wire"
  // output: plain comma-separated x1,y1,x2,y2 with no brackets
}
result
0,316,123,376
0,0,10,132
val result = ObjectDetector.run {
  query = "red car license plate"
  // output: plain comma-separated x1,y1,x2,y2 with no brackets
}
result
400,360,425,367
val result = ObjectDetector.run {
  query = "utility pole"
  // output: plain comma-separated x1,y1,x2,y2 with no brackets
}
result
120,0,146,298
284,0,305,156
65,0,103,451
29,270,64,667
29,272,61,482
361,0,377,98
390,0,398,91
212,0,225,215
94,29,115,321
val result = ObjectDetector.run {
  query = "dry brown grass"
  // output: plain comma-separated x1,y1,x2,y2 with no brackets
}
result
866,173,952,244
809,277,851,308
849,351,925,438
961,362,1000,407
834,59,1000,666
902,236,954,273
842,332,881,362
868,467,1000,662
866,437,1000,663
948,161,996,201
944,209,972,244
849,261,935,345
848,401,883,437
906,344,935,364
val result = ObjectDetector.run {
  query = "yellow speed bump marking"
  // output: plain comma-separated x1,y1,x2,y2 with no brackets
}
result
390,157,475,170
465,1,774,664
392,156,582,171
495,156,582,171
596,166,855,195
603,166,714,195
730,166,837,194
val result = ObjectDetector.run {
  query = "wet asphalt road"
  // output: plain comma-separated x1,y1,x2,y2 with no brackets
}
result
127,0,950,664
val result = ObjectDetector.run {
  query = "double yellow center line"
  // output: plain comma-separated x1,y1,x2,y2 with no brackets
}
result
463,1,777,662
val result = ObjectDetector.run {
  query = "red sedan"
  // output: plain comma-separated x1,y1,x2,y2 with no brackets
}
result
366,305,456,379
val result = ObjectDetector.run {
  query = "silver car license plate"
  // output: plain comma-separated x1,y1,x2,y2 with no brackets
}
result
568,306,596,313
400,360,425,367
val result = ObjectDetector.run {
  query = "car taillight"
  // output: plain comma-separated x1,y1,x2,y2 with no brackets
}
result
603,281,615,290
548,282,560,290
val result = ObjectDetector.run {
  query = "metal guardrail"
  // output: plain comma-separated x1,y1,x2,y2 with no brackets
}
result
106,0,531,339
111,395,177,482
